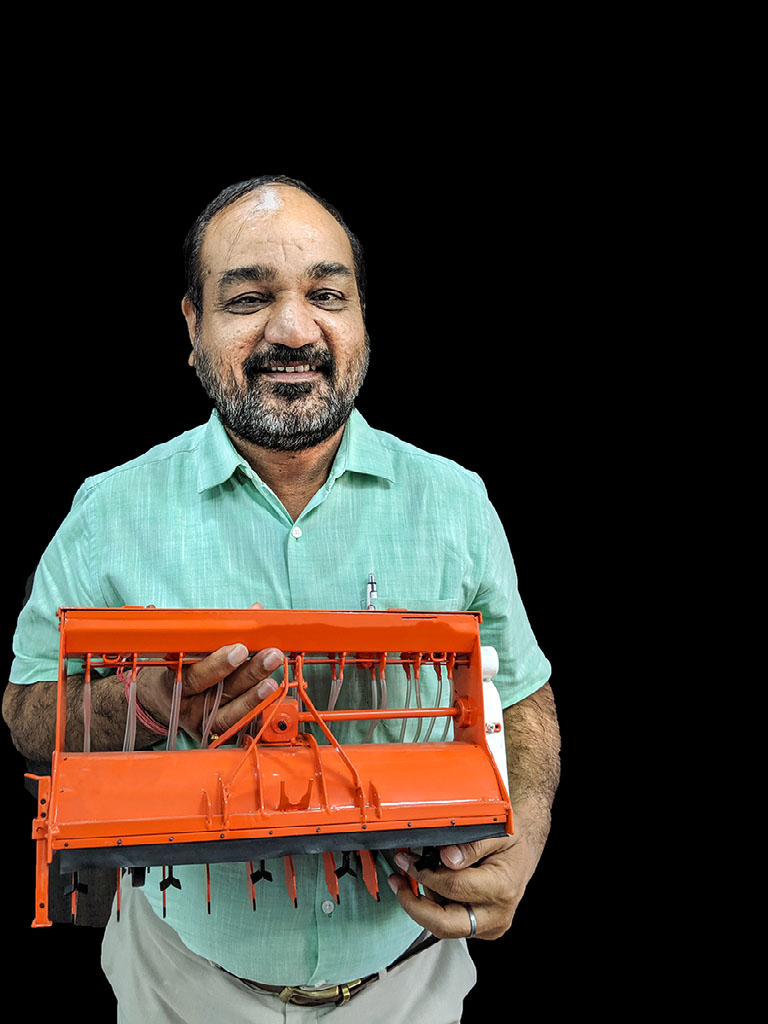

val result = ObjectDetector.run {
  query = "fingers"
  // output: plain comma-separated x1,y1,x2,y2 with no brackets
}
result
439,839,501,870
183,645,284,698
395,837,514,902
391,850,490,907
387,837,521,941
223,647,286,700
209,674,281,736
387,874,482,939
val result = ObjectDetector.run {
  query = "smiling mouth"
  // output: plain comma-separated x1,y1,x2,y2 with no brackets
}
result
264,363,321,374
243,346,333,385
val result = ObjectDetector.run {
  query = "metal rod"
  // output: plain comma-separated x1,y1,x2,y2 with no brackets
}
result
83,654,469,671
299,707,456,723
83,655,92,753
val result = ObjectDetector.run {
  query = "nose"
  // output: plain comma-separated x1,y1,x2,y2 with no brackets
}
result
263,296,323,348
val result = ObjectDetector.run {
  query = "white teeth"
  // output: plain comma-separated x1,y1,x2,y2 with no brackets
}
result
269,364,315,373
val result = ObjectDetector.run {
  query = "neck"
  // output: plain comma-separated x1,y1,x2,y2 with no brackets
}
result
226,424,346,522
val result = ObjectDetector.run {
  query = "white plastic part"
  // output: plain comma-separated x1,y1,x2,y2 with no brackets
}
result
480,646,499,681
480,646,508,790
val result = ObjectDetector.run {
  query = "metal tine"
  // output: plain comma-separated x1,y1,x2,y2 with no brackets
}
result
63,871,88,923
159,865,182,892
246,861,256,911
160,865,182,917
358,849,380,901
250,859,273,884
284,856,298,908
334,851,357,879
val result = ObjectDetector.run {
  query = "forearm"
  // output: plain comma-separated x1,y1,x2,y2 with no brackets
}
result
503,681,561,861
2,675,160,762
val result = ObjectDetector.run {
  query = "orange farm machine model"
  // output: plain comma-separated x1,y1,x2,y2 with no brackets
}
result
24,606,511,924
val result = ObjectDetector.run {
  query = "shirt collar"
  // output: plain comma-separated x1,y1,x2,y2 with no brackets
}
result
196,408,395,494
331,408,396,483
196,411,249,493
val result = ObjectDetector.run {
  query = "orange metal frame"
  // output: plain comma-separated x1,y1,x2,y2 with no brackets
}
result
26,607,512,926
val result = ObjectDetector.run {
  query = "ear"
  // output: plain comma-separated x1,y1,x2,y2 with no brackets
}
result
181,295,198,366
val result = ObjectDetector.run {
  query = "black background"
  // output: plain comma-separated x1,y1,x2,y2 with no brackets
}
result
2,143,639,1019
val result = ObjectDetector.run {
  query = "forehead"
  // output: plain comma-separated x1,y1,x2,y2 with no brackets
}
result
200,186,354,278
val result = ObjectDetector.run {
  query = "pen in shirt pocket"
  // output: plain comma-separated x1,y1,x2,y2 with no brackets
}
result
366,573,377,610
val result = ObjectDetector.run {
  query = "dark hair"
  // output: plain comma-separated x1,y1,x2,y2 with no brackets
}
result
183,174,367,317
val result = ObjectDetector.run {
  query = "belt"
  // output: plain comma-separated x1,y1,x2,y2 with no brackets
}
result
213,931,441,1007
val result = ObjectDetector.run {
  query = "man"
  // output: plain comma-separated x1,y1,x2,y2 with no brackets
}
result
3,175,560,1022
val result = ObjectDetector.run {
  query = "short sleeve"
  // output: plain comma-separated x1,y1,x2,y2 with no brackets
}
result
471,495,551,707
10,481,101,685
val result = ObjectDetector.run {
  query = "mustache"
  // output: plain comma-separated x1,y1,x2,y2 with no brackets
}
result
242,344,334,380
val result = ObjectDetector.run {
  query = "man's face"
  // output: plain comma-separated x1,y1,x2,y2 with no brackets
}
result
184,185,369,452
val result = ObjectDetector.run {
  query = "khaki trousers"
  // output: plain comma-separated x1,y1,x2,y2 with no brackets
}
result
101,885,477,1023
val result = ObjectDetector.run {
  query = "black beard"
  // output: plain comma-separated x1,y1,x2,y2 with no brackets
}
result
267,380,313,400
193,338,369,452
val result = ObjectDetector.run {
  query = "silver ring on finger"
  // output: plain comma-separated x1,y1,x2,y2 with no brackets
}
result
464,903,477,938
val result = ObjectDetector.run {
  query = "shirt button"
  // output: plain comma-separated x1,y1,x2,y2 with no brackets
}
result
291,526,302,539
321,899,335,915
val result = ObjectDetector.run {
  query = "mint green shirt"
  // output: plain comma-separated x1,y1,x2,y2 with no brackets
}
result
11,408,550,986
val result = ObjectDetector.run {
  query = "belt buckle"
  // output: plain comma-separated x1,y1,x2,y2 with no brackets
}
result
279,980,361,1006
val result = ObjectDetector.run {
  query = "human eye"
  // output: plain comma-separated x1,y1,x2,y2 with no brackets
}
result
310,289,348,310
222,292,270,314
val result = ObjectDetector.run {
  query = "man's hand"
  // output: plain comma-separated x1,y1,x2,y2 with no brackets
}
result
387,832,539,941
389,685,560,941
387,685,560,941
135,602,283,743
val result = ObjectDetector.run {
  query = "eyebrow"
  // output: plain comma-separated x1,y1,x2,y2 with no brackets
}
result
217,260,353,291
305,260,353,282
